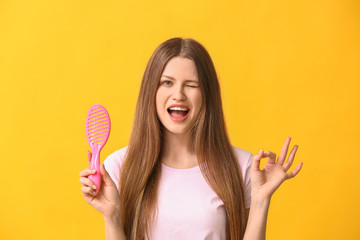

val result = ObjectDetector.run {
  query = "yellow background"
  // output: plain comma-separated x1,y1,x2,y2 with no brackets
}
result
1,0,359,239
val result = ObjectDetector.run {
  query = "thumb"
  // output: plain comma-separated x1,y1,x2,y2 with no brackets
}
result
87,150,92,166
251,149,263,171
100,162,114,186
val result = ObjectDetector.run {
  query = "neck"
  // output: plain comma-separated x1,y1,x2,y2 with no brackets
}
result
161,129,198,168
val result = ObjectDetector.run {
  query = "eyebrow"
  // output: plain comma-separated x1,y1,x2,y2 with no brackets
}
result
161,75,199,83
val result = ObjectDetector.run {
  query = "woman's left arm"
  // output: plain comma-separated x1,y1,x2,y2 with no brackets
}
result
243,137,303,240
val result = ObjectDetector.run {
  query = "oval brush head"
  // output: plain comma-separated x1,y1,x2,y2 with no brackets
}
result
85,104,111,194
86,105,111,148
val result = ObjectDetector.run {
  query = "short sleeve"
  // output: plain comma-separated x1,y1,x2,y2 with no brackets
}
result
243,153,253,209
231,146,253,209
103,146,129,191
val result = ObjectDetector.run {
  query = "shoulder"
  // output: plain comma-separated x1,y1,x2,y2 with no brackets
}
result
231,145,253,166
103,146,129,173
231,145,253,209
231,145,253,177
104,145,129,166
103,146,129,189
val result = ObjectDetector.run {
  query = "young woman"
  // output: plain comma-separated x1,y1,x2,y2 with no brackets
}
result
79,37,303,240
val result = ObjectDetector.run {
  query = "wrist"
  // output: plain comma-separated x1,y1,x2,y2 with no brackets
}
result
250,197,271,209
251,191,272,205
104,207,122,222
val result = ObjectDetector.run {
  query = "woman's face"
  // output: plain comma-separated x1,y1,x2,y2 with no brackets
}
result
156,56,203,135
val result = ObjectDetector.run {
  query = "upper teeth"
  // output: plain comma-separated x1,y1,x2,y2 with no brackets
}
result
169,107,188,111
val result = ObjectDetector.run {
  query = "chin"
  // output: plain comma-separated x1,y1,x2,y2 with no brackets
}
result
164,125,192,135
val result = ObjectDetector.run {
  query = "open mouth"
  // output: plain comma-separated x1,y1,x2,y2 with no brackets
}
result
167,108,189,118
167,108,190,120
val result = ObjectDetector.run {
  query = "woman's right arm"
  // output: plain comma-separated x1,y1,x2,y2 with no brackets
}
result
80,151,127,240
104,209,127,240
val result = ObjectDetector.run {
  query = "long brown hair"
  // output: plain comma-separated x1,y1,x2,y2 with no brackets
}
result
119,37,247,239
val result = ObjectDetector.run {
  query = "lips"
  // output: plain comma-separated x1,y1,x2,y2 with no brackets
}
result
167,104,190,122
167,104,190,110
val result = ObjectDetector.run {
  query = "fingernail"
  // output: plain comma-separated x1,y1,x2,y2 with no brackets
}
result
93,185,96,189
258,149,263,155
92,169,96,173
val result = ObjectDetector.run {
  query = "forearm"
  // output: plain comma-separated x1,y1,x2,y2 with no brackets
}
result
243,197,271,240
104,210,127,240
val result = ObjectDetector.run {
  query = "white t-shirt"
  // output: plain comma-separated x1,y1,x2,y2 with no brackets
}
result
104,145,253,240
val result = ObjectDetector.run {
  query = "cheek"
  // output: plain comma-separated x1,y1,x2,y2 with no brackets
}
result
193,92,203,110
155,92,160,113
155,90,165,112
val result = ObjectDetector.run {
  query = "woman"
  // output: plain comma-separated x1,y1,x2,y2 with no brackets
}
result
79,37,303,240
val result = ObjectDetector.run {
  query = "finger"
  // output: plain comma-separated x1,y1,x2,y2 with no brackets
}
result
100,163,114,186
262,151,276,164
283,145,299,171
80,177,97,191
251,149,264,171
277,136,291,165
87,150,92,166
81,186,96,196
79,168,96,177
285,162,303,180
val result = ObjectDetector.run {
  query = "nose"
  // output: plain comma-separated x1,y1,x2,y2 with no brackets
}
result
172,85,186,101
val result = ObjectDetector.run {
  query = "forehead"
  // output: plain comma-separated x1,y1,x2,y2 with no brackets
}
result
161,56,198,80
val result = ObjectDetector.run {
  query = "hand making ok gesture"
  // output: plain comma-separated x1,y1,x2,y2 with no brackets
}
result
250,136,303,201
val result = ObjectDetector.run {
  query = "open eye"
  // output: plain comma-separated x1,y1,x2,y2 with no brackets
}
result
161,80,172,86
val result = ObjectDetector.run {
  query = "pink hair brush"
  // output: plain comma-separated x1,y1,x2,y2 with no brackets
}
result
85,104,111,194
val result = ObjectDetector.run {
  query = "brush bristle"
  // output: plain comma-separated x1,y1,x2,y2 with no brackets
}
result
86,107,110,146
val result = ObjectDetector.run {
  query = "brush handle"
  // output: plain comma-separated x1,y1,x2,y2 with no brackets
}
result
88,144,102,195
